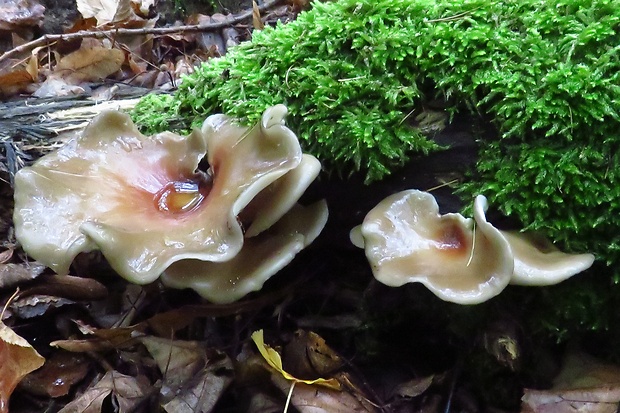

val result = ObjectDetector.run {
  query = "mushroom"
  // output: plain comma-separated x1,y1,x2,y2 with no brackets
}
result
351,190,513,304
161,200,328,303
501,231,595,286
13,105,325,298
352,190,595,303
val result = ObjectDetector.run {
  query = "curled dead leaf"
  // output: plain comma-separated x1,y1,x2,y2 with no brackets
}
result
76,0,131,26
0,0,45,30
283,330,343,380
140,337,234,412
57,370,151,413
522,350,620,413
20,351,90,398
0,262,45,289
20,274,108,301
252,0,265,30
0,321,45,413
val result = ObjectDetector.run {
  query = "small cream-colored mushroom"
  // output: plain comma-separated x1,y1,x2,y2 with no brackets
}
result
353,190,513,304
161,200,328,303
502,231,595,286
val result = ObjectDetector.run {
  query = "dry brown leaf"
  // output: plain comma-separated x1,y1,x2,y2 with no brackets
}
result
0,249,12,264
76,0,131,26
521,351,620,413
0,321,45,413
32,76,86,98
20,351,90,397
0,262,46,289
11,295,74,319
283,330,343,380
51,325,145,353
131,0,155,18
0,0,45,30
20,274,108,301
55,46,124,83
140,337,234,412
58,370,150,413
252,0,265,30
391,375,435,399
140,337,206,386
0,63,37,97
271,373,377,413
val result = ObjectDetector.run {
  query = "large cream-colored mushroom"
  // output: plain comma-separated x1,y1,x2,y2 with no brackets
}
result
352,190,514,304
13,105,324,296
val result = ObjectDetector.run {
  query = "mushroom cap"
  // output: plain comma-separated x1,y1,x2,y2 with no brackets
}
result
503,230,595,286
14,105,304,284
243,154,322,238
161,200,329,303
355,190,513,304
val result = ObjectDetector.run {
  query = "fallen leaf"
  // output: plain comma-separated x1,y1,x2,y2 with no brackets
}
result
271,374,377,413
0,249,13,264
0,321,45,413
58,370,150,413
0,62,37,98
55,46,124,83
11,295,74,319
521,350,620,413
283,330,343,380
131,0,155,18
76,0,131,26
20,351,90,397
251,330,341,390
0,262,45,289
32,76,86,98
391,375,435,398
252,0,264,30
0,0,45,30
51,325,145,353
140,336,206,391
140,337,234,412
20,274,108,301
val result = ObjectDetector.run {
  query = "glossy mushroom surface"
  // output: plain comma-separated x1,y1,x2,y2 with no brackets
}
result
161,201,329,303
13,105,314,286
502,231,595,286
354,191,513,304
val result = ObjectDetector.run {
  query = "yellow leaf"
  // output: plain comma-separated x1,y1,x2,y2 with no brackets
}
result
251,330,341,390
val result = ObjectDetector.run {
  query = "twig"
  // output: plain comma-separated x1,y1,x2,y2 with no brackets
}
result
0,0,285,65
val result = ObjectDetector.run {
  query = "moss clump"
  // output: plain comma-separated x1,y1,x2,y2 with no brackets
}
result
136,0,450,182
134,0,619,180
131,93,181,133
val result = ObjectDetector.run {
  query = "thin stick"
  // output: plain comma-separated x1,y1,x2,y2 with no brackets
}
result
0,0,285,65
1,288,19,320
466,222,476,267
283,381,296,413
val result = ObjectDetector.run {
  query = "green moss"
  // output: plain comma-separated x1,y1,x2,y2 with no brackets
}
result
132,93,182,135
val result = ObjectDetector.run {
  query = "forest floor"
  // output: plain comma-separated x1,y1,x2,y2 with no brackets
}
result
1,1,619,412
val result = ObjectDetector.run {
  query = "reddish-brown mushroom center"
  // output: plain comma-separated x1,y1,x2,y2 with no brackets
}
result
154,173,212,214
436,223,468,254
